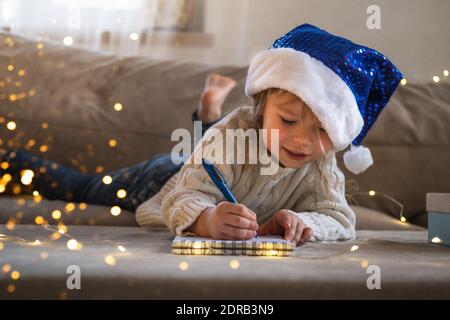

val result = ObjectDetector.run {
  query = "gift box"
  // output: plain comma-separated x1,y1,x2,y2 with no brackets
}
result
427,193,450,247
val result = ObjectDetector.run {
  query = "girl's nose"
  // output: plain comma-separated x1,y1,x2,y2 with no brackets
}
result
291,129,312,147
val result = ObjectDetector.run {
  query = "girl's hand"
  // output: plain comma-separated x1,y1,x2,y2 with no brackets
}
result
257,209,313,246
204,201,259,240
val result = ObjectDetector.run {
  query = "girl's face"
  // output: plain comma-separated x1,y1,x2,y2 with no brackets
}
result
262,89,333,169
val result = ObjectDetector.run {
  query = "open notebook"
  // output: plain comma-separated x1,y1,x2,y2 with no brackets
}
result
171,235,295,256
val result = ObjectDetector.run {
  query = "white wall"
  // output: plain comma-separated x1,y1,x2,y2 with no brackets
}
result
151,0,449,82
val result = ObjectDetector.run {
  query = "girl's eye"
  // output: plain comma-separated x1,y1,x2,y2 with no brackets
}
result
281,117,297,125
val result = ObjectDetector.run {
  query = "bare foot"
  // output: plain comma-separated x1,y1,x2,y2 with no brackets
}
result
197,74,237,123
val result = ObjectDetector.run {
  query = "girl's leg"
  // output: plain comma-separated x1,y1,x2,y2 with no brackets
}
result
192,73,237,136
0,149,181,212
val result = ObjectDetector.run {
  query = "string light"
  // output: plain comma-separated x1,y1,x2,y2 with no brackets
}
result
108,139,117,147
104,255,116,266
400,78,407,86
444,70,449,77
179,261,189,270
102,175,112,184
350,245,359,252
110,206,121,216
6,121,16,130
116,189,127,198
117,245,126,252
51,210,62,220
129,33,139,41
63,36,74,46
345,181,406,223
20,169,34,185
114,103,123,111
433,76,440,83
360,260,369,268
230,259,240,269
11,270,21,280
431,237,442,244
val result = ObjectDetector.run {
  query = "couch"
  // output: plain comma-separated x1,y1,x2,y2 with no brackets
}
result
1,31,449,299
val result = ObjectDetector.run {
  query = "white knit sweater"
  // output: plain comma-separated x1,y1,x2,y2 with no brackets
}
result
136,106,356,242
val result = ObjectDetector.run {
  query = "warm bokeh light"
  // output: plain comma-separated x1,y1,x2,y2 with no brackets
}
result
102,175,112,184
110,206,121,216
63,36,74,46
105,255,117,266
108,139,117,147
52,209,62,220
6,121,16,130
116,189,127,198
34,216,44,225
179,261,189,271
433,76,440,83
114,103,123,111
20,169,34,185
400,78,407,86
368,190,376,196
230,259,240,269
11,270,20,280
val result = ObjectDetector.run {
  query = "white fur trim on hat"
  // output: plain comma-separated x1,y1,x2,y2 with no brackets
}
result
245,48,364,152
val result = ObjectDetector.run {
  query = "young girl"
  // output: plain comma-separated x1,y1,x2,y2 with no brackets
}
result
1,24,402,246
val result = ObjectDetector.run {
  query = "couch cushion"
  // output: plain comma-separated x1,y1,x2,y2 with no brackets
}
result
0,225,448,299
0,195,423,230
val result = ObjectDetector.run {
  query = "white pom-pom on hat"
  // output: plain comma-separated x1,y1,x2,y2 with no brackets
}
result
343,144,374,175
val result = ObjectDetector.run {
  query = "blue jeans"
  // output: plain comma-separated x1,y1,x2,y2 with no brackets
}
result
1,110,223,212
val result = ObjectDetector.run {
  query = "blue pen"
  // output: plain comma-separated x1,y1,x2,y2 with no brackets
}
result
201,159,258,239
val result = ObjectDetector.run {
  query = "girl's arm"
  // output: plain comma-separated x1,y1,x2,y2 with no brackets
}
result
292,163,356,242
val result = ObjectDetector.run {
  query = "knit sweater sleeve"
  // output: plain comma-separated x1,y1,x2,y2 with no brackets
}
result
161,113,239,236
292,159,356,242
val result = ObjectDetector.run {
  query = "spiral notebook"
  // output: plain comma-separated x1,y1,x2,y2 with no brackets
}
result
171,235,295,256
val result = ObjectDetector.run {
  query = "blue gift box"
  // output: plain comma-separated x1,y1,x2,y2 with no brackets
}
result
427,193,450,247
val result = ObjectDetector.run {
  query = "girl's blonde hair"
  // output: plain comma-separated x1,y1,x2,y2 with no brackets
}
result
250,88,335,202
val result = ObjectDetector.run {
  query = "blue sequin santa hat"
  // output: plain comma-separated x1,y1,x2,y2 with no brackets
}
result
245,23,403,174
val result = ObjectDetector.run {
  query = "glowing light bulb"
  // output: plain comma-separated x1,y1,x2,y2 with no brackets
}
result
6,121,16,130
52,210,62,220
34,216,44,225
63,36,74,46
102,175,112,184
20,169,34,185
110,206,121,216
230,260,240,269
105,255,116,266
67,239,80,250
129,33,139,40
10,271,20,280
108,139,117,147
400,78,407,86
433,76,440,83
350,245,359,252
179,261,189,270
444,70,449,77
369,190,376,196
431,237,442,244
114,103,123,111
400,216,407,223
116,189,127,199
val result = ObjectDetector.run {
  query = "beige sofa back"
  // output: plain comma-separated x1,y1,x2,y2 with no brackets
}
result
1,31,449,225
